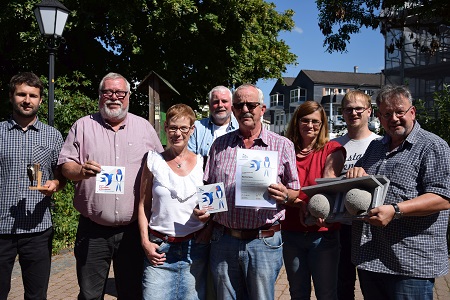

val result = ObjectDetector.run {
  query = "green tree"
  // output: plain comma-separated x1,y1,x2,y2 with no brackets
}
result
316,0,450,53
0,0,297,118
415,84,450,143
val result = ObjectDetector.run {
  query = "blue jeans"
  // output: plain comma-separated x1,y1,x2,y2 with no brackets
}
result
358,269,434,300
142,238,209,300
210,227,283,300
282,230,340,300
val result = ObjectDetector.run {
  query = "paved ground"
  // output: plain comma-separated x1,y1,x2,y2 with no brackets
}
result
8,249,450,299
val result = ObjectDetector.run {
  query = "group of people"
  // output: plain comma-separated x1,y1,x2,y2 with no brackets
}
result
1,71,449,300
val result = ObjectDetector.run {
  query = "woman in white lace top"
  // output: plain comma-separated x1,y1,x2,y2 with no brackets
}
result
138,104,209,300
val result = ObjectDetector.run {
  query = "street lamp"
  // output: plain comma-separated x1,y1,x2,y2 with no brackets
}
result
34,0,70,127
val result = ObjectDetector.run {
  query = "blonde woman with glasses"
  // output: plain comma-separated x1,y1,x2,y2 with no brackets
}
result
282,101,345,300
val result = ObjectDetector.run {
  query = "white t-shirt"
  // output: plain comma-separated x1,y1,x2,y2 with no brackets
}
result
212,123,229,141
333,132,381,175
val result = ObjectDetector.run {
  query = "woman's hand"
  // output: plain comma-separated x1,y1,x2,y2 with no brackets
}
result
193,207,211,223
142,241,166,266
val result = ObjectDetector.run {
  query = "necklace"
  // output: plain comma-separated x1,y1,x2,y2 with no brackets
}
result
171,191,196,203
171,150,186,168
299,148,313,156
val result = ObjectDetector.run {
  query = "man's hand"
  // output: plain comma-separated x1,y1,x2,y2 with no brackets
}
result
39,180,58,196
346,167,368,178
268,183,289,204
80,160,101,178
362,205,396,227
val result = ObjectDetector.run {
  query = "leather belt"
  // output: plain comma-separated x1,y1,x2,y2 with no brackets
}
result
149,228,202,243
221,223,281,240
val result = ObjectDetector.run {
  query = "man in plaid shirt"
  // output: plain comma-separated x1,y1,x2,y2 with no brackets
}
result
0,72,65,300
347,85,450,300
204,84,299,300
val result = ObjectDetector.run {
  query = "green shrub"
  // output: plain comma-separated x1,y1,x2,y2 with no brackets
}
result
51,181,79,254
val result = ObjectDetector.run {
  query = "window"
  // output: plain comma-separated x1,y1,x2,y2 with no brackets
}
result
290,88,307,103
324,87,347,95
270,94,284,107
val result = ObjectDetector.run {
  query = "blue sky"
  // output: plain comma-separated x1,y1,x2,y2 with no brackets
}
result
257,0,385,106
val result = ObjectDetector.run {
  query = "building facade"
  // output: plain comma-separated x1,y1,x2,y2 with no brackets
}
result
267,69,383,135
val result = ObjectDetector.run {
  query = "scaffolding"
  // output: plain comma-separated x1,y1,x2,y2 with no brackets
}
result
384,24,450,109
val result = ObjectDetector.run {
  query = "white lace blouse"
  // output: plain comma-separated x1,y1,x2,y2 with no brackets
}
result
146,150,204,237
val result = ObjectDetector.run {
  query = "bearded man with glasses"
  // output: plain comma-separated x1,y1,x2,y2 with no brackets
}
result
346,85,450,300
58,72,163,299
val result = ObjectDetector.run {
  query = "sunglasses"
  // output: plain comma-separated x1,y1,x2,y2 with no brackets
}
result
232,102,261,110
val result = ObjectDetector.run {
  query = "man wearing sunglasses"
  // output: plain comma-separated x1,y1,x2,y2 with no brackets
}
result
332,90,380,300
58,72,163,299
188,85,238,169
202,84,299,299
346,85,450,300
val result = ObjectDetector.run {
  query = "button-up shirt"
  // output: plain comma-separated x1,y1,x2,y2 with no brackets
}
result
0,118,63,234
188,115,238,157
353,122,450,278
204,128,300,229
58,112,163,226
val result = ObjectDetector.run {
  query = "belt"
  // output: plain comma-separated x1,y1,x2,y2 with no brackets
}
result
149,228,202,243
221,223,281,240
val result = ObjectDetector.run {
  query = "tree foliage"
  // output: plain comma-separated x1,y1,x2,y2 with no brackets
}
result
0,0,297,119
415,84,450,144
316,0,450,53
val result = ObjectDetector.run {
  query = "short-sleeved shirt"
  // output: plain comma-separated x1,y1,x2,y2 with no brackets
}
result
353,122,450,278
333,132,380,175
0,118,63,234
204,128,300,229
282,141,345,232
147,151,204,237
58,112,163,226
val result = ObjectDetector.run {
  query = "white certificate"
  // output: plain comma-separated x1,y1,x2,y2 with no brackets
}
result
95,166,125,194
235,149,278,209
197,182,228,213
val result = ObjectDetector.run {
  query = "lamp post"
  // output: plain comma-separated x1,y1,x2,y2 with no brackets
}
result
34,0,69,127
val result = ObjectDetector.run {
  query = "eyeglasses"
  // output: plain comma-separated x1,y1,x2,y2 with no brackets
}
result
300,118,322,127
167,126,193,134
101,90,129,99
232,102,261,110
379,106,413,120
343,107,369,115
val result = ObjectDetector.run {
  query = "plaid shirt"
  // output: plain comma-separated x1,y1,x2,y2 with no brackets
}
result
204,128,300,229
353,122,450,278
0,119,63,234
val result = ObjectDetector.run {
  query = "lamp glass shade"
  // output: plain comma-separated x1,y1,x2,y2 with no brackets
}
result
34,5,69,37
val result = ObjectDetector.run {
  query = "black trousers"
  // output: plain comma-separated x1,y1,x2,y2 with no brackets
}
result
337,224,357,300
0,227,53,300
75,216,143,300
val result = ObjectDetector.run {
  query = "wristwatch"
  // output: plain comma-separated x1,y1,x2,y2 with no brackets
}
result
391,203,403,219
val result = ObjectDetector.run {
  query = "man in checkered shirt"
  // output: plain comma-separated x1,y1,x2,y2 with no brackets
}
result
0,72,65,300
346,85,450,300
